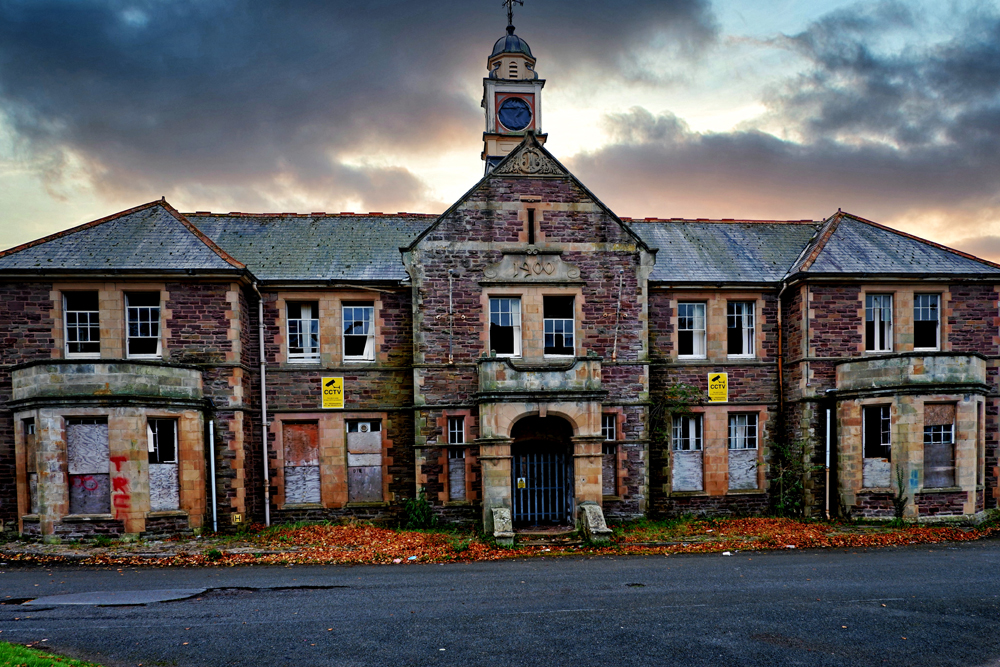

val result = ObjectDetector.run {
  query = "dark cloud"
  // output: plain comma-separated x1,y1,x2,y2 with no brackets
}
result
568,2,1000,237
0,0,716,211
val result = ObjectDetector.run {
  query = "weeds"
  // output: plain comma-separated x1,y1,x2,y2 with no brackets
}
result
892,464,909,522
205,548,223,561
402,490,438,530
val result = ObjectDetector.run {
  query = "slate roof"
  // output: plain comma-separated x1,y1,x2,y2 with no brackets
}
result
628,220,821,283
791,212,1000,276
0,201,243,272
187,213,433,282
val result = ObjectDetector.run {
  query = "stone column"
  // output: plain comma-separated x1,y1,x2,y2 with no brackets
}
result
477,437,512,534
572,435,604,505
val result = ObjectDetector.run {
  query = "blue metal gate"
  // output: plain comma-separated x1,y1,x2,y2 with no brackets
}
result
512,449,571,524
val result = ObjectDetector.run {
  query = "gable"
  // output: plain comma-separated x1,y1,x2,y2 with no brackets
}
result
0,201,243,273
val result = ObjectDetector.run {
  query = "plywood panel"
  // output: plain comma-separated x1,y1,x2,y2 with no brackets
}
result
602,450,616,495
348,466,383,502
69,473,110,514
347,430,381,454
149,463,179,511
672,450,704,492
284,465,321,504
283,422,319,466
863,457,891,488
925,404,955,426
67,422,109,474
924,442,955,488
449,456,466,501
728,449,758,490
347,453,381,467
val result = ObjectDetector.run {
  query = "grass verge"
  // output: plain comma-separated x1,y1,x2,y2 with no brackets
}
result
0,641,103,666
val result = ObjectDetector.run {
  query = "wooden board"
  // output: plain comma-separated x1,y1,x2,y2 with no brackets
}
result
672,450,704,492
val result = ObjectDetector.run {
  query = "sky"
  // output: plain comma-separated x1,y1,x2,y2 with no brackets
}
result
1,0,999,260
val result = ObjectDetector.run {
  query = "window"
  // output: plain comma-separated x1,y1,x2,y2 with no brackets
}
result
64,292,100,357
24,419,38,514
448,448,467,501
282,421,320,505
147,418,180,511
543,296,575,356
343,302,375,361
347,420,382,502
448,416,465,445
126,292,161,357
601,414,617,442
728,413,759,490
508,62,517,78
862,405,891,488
865,294,893,352
728,414,758,449
287,302,319,362
672,415,702,451
727,302,755,357
672,414,703,492
924,404,956,489
914,294,940,350
66,417,110,514
527,208,535,245
678,303,706,358
489,297,521,356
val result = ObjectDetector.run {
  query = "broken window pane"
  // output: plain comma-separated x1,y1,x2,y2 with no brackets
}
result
489,297,521,356
66,417,110,515
727,302,754,356
343,303,375,361
862,405,891,488
147,419,179,511
678,303,706,357
543,296,574,356
64,291,100,356
924,404,956,488
287,301,320,362
865,294,893,352
126,292,161,357
913,294,939,350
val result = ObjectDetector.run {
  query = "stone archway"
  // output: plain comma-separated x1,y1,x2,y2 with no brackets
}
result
509,416,574,526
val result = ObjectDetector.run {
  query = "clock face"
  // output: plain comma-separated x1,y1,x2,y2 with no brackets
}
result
498,97,532,131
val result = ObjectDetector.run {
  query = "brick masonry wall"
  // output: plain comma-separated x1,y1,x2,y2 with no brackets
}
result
165,282,232,363
916,490,967,517
947,283,999,353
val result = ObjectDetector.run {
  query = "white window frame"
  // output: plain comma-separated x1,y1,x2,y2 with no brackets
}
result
287,301,320,363
728,413,758,450
913,294,940,351
147,418,179,464
602,414,617,441
64,291,101,359
447,416,465,445
489,297,522,357
125,292,162,359
342,303,375,362
543,296,575,357
726,301,755,358
865,294,893,352
677,302,706,359
672,414,703,451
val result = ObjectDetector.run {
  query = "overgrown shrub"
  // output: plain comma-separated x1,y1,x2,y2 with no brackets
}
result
403,490,438,529
891,464,909,523
770,439,816,517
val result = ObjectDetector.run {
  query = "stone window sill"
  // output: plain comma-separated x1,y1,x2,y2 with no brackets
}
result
444,501,473,507
602,495,622,501
345,502,388,508
63,514,115,522
920,487,963,493
725,489,765,495
280,503,324,510
21,514,40,522
669,490,708,497
146,510,188,518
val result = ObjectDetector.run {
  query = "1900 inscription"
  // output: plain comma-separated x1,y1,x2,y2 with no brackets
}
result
483,254,581,282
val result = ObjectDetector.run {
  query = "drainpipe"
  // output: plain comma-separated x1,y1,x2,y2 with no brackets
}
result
209,416,218,533
825,407,831,520
252,282,271,527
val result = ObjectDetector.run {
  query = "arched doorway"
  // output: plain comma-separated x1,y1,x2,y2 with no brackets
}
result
510,416,574,526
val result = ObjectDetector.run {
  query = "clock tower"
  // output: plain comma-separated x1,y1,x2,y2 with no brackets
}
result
482,9,546,171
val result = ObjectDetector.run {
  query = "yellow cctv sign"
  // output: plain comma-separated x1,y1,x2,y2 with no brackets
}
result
708,373,728,402
322,377,344,409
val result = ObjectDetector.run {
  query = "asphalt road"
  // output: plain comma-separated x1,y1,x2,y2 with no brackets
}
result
2,540,1000,667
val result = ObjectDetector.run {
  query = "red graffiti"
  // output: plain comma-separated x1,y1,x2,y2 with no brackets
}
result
112,494,131,509
110,455,128,472
71,475,100,491
112,476,129,492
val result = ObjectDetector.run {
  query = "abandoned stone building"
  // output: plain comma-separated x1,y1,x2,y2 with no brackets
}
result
1,18,999,542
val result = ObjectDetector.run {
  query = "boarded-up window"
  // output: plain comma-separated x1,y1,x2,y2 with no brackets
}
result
147,419,179,511
347,420,382,502
924,404,955,488
448,449,466,501
862,405,891,488
728,414,758,490
977,402,984,487
66,418,110,514
283,421,320,504
24,419,38,514
672,415,703,492
602,414,618,496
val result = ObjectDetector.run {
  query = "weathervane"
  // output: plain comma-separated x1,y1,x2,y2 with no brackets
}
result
503,0,523,27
